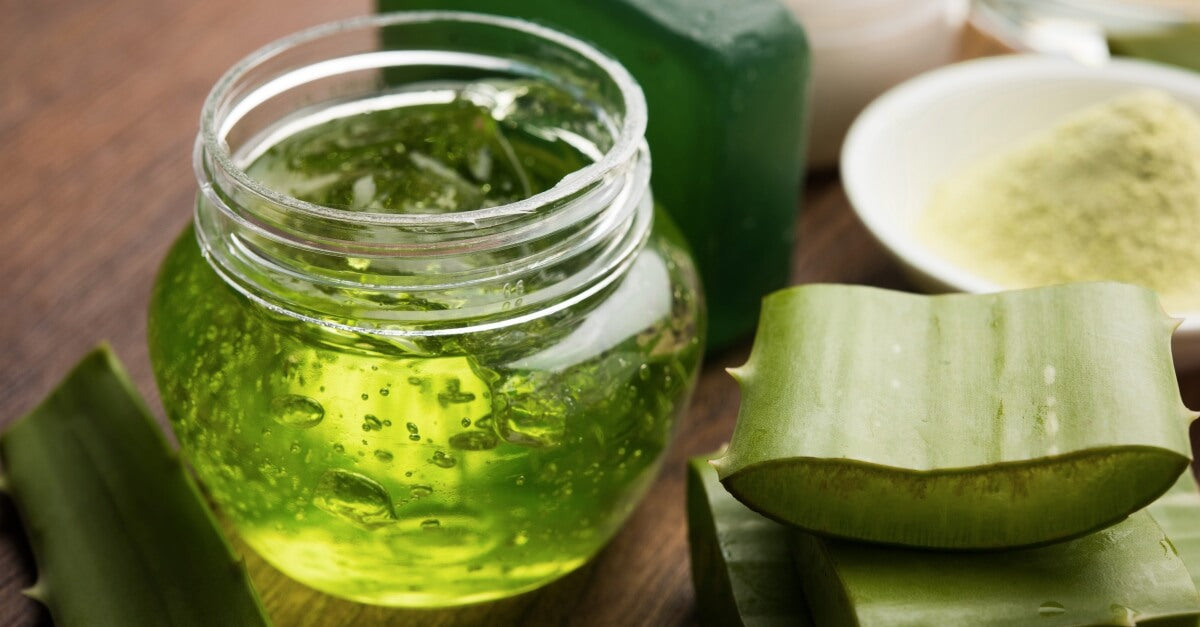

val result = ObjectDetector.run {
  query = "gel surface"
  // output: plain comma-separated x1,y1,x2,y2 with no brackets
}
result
149,80,701,606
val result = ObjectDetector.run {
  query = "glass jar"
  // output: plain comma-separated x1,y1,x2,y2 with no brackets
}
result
148,12,704,608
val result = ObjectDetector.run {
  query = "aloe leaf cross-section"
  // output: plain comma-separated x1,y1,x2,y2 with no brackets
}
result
713,283,1195,549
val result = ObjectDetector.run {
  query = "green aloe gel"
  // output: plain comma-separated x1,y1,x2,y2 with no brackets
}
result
150,15,703,608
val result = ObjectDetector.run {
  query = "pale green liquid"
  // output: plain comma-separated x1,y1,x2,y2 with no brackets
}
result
149,80,702,606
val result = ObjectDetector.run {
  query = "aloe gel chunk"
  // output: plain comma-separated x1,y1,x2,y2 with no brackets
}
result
714,283,1195,549
686,454,812,627
0,348,271,627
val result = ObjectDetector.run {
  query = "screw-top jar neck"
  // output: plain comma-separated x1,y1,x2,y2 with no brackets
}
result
194,12,651,336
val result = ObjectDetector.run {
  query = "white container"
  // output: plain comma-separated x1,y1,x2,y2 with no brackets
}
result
841,55,1200,369
783,0,968,169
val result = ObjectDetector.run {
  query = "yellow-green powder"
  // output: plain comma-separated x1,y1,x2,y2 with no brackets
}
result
919,90,1200,312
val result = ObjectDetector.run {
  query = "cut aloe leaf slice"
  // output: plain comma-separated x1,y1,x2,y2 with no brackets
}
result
790,510,1200,627
1151,472,1200,587
1145,472,1200,627
689,449,1200,627
0,347,271,627
687,454,811,627
714,283,1195,549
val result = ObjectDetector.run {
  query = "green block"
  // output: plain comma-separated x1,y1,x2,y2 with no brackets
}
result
378,1,811,349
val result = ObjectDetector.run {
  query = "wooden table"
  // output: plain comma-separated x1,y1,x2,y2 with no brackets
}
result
3,2,1200,626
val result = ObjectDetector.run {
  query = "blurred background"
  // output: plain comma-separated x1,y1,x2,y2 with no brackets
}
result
2,1,1199,625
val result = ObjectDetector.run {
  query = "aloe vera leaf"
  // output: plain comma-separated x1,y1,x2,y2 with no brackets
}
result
1143,473,1200,627
0,347,271,627
790,510,1200,627
689,450,1200,627
713,282,1195,549
1151,473,1200,585
686,454,811,627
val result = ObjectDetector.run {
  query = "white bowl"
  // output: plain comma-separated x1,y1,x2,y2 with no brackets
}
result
841,54,1200,370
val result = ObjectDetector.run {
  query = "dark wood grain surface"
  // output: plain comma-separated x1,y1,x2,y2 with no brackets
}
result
4,2,1200,626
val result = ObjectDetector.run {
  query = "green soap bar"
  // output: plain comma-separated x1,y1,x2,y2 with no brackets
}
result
0,348,271,627
714,283,1195,549
378,0,811,349
791,511,1200,627
686,454,812,627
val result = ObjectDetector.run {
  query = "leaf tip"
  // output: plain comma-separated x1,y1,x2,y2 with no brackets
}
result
708,452,730,478
22,580,49,605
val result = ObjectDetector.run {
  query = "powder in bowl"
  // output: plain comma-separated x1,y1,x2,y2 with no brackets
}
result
918,89,1200,312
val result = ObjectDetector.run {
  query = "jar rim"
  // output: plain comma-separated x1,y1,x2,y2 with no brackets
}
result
199,10,648,228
